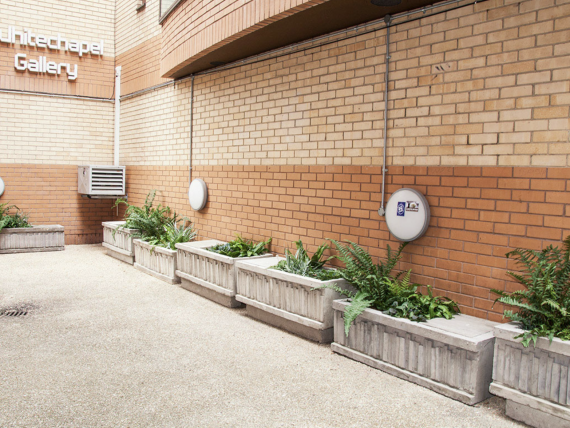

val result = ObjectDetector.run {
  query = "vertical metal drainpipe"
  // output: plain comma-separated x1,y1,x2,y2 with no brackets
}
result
378,15,391,217
114,66,122,167
189,75,195,189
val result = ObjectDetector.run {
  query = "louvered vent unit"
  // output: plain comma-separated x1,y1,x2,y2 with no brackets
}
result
78,166,125,197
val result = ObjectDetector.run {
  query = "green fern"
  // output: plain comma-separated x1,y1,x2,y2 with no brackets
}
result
113,191,197,249
384,272,459,322
492,235,570,347
146,220,197,250
333,240,408,311
316,241,459,336
0,203,32,231
342,292,374,336
208,235,271,258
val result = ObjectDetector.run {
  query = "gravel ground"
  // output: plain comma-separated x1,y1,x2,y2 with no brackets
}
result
0,245,526,428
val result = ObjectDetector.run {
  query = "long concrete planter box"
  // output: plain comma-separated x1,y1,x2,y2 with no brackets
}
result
133,239,180,284
235,257,349,343
102,221,138,264
175,240,273,308
490,323,570,428
332,299,498,405
0,225,64,254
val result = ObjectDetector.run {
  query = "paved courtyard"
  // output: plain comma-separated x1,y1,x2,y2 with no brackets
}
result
0,245,525,427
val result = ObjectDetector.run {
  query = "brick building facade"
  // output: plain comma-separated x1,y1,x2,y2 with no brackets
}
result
1,0,569,320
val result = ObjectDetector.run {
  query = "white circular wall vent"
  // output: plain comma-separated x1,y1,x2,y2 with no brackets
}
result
385,188,430,242
188,178,208,211
0,177,4,197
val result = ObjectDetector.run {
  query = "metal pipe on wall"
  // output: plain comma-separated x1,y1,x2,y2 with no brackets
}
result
378,15,391,217
114,66,122,167
189,75,194,187
186,74,208,211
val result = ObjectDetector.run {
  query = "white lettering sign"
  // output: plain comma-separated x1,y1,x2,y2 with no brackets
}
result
1,26,105,81
15,53,77,80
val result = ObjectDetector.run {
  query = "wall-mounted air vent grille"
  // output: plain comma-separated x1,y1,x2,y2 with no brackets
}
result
78,166,125,197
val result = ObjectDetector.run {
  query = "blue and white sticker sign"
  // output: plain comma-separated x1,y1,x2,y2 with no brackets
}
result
385,188,430,242
397,202,406,216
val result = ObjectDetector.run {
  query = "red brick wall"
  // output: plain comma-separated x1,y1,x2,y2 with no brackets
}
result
0,164,120,244
125,164,570,322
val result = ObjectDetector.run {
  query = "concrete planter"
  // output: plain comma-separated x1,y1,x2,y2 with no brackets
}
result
332,299,498,405
133,239,179,284
0,225,64,254
235,257,349,343
490,323,570,428
102,221,138,264
175,240,273,308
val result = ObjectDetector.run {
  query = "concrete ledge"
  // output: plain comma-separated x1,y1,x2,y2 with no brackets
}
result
332,299,496,352
246,305,333,343
331,342,474,404
491,322,570,427
102,221,138,232
102,242,132,257
0,246,65,254
490,383,570,427
176,270,235,297
133,239,179,284
237,295,325,331
235,258,349,340
176,240,271,308
102,221,136,263
179,278,243,308
507,399,570,428
105,248,134,265
494,322,570,357
235,256,343,291
333,299,497,405
134,262,180,285
0,225,64,233
0,225,65,254
176,239,231,263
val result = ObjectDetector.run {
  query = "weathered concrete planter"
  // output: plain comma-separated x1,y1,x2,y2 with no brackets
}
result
332,299,498,405
235,257,349,343
102,221,138,264
0,225,64,254
133,239,179,284
490,323,570,428
175,240,273,308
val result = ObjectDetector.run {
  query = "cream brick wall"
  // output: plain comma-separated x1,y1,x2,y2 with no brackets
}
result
121,84,190,166
0,92,114,165
0,0,115,57
116,0,161,56
121,0,570,167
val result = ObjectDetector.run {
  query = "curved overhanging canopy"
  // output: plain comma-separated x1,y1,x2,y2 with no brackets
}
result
162,0,439,79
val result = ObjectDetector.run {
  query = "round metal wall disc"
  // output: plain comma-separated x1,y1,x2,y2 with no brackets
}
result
188,178,208,211
385,188,430,242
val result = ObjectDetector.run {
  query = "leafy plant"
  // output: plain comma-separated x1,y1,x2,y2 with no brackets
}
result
208,235,271,258
0,203,32,231
315,241,459,336
384,272,459,322
145,220,197,250
271,240,341,281
114,191,170,237
113,191,196,249
492,236,570,347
